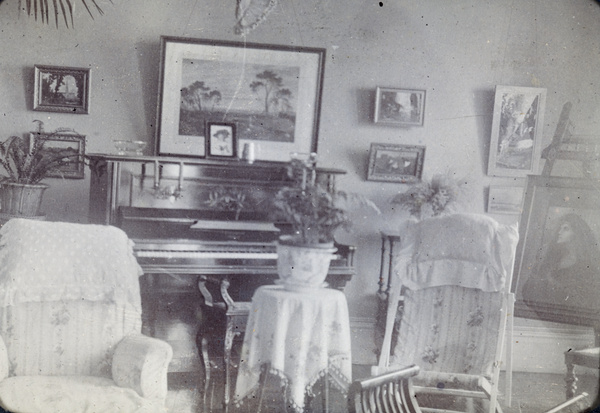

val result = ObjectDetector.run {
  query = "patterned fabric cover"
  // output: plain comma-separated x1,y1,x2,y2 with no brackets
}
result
0,376,162,413
385,213,519,411
0,218,143,307
0,300,139,378
394,213,519,293
0,219,172,413
390,285,502,378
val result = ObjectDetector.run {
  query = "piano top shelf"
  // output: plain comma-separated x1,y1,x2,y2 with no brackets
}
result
87,153,346,177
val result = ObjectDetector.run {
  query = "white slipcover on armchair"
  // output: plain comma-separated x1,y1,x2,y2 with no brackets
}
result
0,219,173,413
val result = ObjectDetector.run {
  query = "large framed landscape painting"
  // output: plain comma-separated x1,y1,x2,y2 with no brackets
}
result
156,36,325,161
512,175,600,327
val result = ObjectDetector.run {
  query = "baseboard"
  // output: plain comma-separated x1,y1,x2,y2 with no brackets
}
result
508,323,596,374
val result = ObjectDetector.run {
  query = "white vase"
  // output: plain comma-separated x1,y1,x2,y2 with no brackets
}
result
276,237,337,289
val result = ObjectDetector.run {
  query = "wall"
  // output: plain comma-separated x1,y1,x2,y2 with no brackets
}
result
1,0,599,371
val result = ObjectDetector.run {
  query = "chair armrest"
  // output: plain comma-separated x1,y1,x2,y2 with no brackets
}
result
111,334,173,400
348,365,421,413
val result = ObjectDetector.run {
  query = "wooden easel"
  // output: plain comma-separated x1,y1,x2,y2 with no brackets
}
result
541,101,600,177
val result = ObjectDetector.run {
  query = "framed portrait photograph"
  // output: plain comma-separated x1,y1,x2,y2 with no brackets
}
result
33,132,86,179
374,87,426,126
513,175,600,327
367,143,425,183
487,85,546,177
33,65,90,114
156,36,326,160
206,122,236,158
487,185,524,215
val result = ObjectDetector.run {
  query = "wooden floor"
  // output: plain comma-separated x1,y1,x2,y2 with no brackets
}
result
165,368,600,412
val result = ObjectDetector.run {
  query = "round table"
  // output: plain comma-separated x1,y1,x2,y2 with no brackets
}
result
234,284,352,413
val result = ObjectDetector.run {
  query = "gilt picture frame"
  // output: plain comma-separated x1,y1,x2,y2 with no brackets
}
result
367,143,425,183
487,85,546,177
512,175,600,327
156,36,325,160
33,65,90,114
374,87,426,126
33,132,86,179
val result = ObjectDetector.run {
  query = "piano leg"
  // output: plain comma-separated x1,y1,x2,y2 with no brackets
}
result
199,336,211,412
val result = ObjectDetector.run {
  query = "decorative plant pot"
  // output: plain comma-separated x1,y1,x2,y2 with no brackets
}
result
0,182,48,216
276,235,337,289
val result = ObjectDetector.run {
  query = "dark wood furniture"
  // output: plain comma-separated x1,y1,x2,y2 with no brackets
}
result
87,154,356,409
348,364,422,413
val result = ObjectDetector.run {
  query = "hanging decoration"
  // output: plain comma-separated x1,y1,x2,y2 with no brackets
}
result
234,0,278,35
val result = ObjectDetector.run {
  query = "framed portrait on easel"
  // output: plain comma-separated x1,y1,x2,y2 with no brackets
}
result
513,175,600,327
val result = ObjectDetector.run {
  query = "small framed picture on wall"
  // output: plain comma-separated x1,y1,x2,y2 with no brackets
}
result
206,122,237,158
367,143,425,183
374,87,426,126
33,65,91,114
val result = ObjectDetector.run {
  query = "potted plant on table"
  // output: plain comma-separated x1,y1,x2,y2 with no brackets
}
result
274,153,380,288
0,126,81,217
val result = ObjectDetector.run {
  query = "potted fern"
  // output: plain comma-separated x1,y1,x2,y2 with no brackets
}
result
274,153,379,288
0,128,80,217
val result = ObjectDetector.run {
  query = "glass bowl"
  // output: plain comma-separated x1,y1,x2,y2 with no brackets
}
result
113,140,147,156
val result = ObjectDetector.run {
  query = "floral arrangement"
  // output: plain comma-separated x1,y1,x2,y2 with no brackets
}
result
391,173,463,219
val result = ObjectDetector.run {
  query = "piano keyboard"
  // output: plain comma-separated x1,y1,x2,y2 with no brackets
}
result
135,250,278,260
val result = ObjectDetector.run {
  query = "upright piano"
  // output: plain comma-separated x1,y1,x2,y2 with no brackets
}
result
87,154,356,407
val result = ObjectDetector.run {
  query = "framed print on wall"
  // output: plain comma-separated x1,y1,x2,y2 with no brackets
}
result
33,65,90,114
487,185,524,215
206,122,236,158
367,143,425,183
512,175,600,327
374,87,425,126
487,85,546,177
156,36,326,160
33,132,86,179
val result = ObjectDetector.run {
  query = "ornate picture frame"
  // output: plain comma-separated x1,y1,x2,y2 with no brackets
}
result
33,65,90,114
156,36,326,160
487,85,546,177
366,143,425,183
513,175,600,327
374,87,426,126
33,132,86,179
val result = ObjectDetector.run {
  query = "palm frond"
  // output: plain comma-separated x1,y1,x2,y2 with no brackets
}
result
20,0,106,28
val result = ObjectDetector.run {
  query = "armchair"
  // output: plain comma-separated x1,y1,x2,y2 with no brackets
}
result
0,218,172,413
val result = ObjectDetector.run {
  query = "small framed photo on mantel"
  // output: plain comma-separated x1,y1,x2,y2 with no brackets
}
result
33,65,90,114
206,122,237,158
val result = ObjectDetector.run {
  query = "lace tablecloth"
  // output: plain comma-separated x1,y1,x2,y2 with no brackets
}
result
234,285,352,412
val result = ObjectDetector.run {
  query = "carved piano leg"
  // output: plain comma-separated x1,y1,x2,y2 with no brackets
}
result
199,336,211,413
